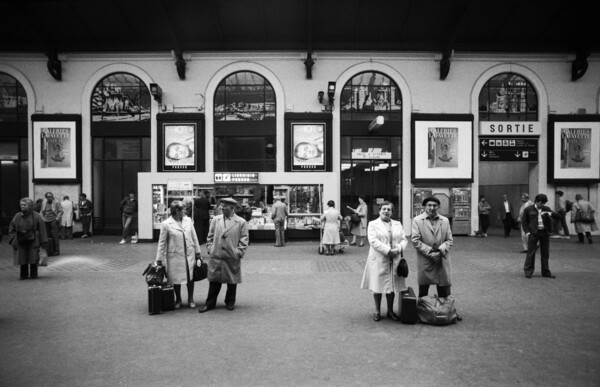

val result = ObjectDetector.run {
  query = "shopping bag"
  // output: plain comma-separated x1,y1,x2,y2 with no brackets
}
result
38,248,48,267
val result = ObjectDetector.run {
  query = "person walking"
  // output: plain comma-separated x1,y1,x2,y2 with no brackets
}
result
193,191,211,245
271,195,288,247
518,193,534,253
360,201,407,322
412,196,457,301
347,195,368,246
40,192,63,255
498,194,515,237
119,190,138,244
320,200,343,256
155,200,202,309
199,197,249,313
8,198,48,280
552,190,571,239
571,194,598,244
60,195,75,240
522,193,560,278
79,193,94,238
476,195,492,237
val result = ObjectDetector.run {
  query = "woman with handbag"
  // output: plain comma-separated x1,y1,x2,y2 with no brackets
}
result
8,198,48,280
571,194,598,244
346,195,368,247
155,200,202,308
320,200,343,256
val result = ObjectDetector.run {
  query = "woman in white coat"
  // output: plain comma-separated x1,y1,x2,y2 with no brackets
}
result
155,200,202,308
360,201,408,321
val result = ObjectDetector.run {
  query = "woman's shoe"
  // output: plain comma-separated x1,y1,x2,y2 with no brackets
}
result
189,301,196,308
387,312,399,321
175,302,182,309
373,312,381,322
359,242,364,247
350,242,357,246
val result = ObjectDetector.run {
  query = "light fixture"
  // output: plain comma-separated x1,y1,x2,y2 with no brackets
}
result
150,83,162,104
368,116,384,131
317,81,336,112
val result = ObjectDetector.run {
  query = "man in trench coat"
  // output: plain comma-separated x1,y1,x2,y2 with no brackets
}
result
411,196,454,299
199,197,249,313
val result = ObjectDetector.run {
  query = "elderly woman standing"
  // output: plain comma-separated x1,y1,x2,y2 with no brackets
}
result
347,195,368,246
155,200,202,308
9,198,48,280
320,200,343,256
572,194,598,244
360,201,408,322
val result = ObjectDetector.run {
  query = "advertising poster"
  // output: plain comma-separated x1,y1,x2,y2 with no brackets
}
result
163,124,197,171
428,127,458,168
33,120,78,180
291,123,325,171
560,128,591,169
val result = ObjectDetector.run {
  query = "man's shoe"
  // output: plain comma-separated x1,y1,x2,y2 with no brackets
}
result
525,274,532,278
520,250,528,253
543,274,556,279
199,305,213,313
550,235,562,239
81,234,88,239
119,239,126,245
226,304,235,311
372,312,381,322
562,235,570,239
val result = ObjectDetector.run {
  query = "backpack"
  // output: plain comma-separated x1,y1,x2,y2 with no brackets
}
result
565,200,573,212
417,295,458,325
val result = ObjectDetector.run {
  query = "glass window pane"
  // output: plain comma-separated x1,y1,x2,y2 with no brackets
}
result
104,138,141,160
214,71,275,121
0,72,28,122
91,72,151,122
93,138,103,159
20,138,28,160
340,71,402,121
479,72,538,121
142,137,151,160
0,142,18,160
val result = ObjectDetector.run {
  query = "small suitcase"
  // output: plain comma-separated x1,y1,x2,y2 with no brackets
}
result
148,285,163,315
47,237,57,257
161,284,175,311
399,286,418,324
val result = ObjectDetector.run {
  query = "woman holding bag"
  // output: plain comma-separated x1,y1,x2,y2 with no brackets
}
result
572,194,598,244
155,200,202,308
9,198,48,280
347,195,368,246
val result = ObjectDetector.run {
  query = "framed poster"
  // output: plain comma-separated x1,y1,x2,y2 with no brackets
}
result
161,123,198,171
291,123,326,171
548,116,600,183
412,115,473,182
32,117,81,182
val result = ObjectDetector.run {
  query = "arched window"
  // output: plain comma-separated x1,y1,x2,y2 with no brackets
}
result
0,72,28,122
479,72,538,121
91,73,151,122
213,71,276,172
340,71,402,121
214,71,275,121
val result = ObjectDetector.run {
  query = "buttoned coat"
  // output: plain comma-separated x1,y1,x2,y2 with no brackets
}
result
360,217,408,293
571,199,598,233
9,211,48,265
521,204,560,235
40,198,63,222
206,214,249,284
350,202,368,237
411,212,453,286
155,216,201,284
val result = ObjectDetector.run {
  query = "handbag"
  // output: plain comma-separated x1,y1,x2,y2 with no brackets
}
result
573,209,594,223
142,262,166,286
38,248,48,266
17,230,35,243
193,257,208,282
396,258,409,278
350,213,361,224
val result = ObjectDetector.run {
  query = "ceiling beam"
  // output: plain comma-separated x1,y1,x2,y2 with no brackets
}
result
304,0,315,79
211,0,225,42
439,0,469,80
65,0,98,45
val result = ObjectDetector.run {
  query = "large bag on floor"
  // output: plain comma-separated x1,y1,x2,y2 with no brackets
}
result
148,285,163,315
417,295,458,325
47,237,57,257
161,284,175,311
399,287,418,324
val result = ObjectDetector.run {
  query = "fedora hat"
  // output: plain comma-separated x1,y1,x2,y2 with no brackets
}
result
220,197,238,206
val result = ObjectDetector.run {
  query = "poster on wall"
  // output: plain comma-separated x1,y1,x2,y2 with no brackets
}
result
291,123,326,171
162,123,197,171
412,117,473,182
549,119,600,183
33,120,78,180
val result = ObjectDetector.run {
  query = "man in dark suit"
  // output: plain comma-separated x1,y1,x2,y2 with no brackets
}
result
497,194,515,237
194,191,212,245
521,193,560,279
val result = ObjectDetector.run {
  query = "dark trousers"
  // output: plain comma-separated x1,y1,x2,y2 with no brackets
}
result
20,264,38,279
524,229,551,276
552,210,570,236
502,213,514,236
479,214,490,234
419,285,451,298
194,218,210,244
274,220,285,246
205,281,237,308
44,220,60,254
81,215,92,236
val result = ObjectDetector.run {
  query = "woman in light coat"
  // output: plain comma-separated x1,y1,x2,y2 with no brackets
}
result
155,200,202,308
572,194,598,244
320,200,343,255
60,195,75,239
361,201,408,321
347,195,368,246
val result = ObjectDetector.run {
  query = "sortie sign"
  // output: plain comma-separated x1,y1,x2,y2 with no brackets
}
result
479,137,538,162
479,121,541,136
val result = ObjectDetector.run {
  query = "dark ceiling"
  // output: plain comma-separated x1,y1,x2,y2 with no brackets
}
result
0,0,596,55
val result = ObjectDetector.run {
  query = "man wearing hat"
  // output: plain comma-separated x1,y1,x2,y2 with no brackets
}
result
271,195,288,247
411,196,458,315
199,197,249,313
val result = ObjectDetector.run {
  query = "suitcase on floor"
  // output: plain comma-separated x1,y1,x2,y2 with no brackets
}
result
161,284,175,311
399,286,418,324
148,285,163,315
47,237,57,257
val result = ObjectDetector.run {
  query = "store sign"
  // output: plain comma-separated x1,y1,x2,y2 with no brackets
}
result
480,121,541,136
214,172,259,183
479,137,538,161
351,148,392,159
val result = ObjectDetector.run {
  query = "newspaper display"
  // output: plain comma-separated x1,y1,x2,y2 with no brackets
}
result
40,127,71,169
428,127,458,168
560,128,591,169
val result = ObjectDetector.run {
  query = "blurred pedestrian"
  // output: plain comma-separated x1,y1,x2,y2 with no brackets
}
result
8,198,48,280
552,191,571,239
572,194,597,244
347,194,368,246
361,201,407,322
498,194,515,237
155,200,202,309
476,195,492,237
119,190,138,244
193,190,211,245
271,195,288,247
199,197,249,313
60,195,75,240
320,200,343,256
518,193,534,253
79,193,93,238
522,193,560,278
41,192,62,255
